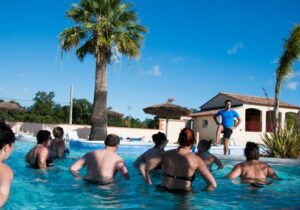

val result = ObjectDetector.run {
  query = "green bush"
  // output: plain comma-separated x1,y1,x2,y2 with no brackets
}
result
261,124,300,158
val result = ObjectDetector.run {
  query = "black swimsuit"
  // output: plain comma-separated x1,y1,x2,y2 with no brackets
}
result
33,156,54,169
164,172,195,182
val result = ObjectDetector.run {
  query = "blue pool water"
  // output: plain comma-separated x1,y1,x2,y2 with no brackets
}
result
4,141,300,209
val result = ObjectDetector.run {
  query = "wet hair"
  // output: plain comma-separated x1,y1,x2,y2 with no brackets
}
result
225,99,232,104
52,126,64,138
105,134,120,147
244,141,259,160
152,132,167,146
0,123,15,150
36,130,51,144
198,139,212,152
178,127,196,147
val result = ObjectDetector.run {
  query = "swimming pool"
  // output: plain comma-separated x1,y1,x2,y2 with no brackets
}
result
4,141,300,209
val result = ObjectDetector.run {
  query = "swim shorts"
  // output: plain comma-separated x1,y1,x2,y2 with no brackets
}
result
222,127,233,139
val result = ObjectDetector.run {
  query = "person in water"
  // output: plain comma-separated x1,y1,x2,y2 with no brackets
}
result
25,130,53,169
48,126,69,159
226,141,279,185
196,139,223,171
0,123,15,207
69,134,129,184
134,132,168,185
151,127,217,192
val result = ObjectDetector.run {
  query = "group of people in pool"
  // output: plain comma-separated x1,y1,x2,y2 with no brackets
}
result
0,123,279,207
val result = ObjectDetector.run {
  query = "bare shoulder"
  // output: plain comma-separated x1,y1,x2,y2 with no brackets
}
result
0,163,13,178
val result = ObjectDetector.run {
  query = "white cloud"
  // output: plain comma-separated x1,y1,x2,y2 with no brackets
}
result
146,65,161,77
227,42,246,55
286,81,298,90
171,56,183,63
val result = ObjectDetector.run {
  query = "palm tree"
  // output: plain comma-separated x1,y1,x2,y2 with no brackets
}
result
60,0,147,140
274,25,300,130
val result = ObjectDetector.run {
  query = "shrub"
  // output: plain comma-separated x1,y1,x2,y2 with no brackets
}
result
261,124,300,158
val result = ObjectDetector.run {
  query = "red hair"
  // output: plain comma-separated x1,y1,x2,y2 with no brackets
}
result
178,127,196,147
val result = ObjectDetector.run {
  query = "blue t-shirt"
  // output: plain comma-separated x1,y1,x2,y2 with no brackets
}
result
215,109,239,128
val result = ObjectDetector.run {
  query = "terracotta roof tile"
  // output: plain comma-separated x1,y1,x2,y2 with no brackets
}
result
221,92,300,109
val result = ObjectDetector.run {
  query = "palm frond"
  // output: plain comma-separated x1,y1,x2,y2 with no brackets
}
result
76,39,95,61
59,27,86,51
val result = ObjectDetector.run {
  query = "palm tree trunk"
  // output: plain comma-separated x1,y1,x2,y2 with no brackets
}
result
274,80,280,132
89,52,107,140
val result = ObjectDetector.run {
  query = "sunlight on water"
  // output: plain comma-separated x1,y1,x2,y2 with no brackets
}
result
3,141,300,209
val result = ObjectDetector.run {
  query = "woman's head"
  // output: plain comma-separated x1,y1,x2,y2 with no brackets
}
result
52,127,64,139
0,123,15,160
197,139,212,152
244,141,259,160
152,132,167,147
178,127,196,147
37,130,52,145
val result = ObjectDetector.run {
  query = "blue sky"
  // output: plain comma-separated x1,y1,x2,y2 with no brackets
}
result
0,0,300,120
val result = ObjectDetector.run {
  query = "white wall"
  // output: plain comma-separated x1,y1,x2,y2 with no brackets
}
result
159,118,190,143
8,122,160,142
193,105,299,146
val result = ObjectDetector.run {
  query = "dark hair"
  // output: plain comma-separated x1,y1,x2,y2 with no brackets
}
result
53,126,64,138
105,134,120,147
36,130,51,144
178,127,196,147
0,123,15,150
244,141,259,160
198,139,212,151
225,99,232,104
152,132,167,146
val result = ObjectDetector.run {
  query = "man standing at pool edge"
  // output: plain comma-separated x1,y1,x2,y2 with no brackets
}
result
69,134,129,184
214,99,241,155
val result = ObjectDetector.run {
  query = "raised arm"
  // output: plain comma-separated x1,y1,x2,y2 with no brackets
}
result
69,155,87,177
267,165,279,180
226,164,242,179
133,153,146,168
212,155,223,169
196,158,217,191
116,160,130,180
0,166,13,207
234,116,242,128
213,113,220,125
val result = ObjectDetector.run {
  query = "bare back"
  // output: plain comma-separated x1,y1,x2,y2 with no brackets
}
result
227,160,278,183
161,148,216,191
84,149,128,183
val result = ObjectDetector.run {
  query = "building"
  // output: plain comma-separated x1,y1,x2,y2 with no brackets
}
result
190,92,300,146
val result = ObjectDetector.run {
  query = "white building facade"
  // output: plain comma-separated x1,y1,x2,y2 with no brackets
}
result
191,92,300,146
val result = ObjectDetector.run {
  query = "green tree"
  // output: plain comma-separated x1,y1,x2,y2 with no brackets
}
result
60,0,147,140
274,25,300,130
73,99,92,124
30,91,56,123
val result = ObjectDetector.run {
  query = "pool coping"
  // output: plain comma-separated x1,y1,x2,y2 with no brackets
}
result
215,154,300,166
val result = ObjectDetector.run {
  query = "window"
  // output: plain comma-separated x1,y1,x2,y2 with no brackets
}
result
266,111,282,132
245,108,262,132
202,119,208,128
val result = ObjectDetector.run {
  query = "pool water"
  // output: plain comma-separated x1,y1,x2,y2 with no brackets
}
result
4,141,300,209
